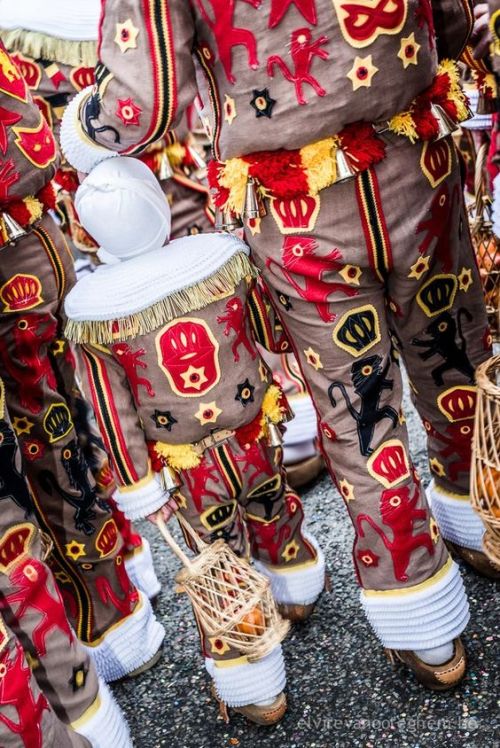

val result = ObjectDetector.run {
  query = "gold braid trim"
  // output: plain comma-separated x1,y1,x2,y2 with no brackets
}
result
65,251,258,345
0,29,97,67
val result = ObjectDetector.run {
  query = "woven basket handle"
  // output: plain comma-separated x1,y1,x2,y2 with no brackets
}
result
156,513,206,570
475,142,491,220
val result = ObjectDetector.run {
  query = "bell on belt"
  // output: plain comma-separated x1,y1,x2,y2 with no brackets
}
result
160,465,181,493
158,152,174,181
431,104,458,140
334,149,357,184
0,212,28,248
267,422,283,448
214,206,243,232
187,145,207,179
242,177,266,219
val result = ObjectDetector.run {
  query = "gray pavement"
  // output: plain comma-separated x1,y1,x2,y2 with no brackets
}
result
113,387,499,748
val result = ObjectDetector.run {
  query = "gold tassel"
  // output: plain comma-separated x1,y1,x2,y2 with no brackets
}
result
65,251,257,345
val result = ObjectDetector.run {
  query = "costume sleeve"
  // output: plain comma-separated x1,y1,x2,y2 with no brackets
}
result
247,278,292,355
432,0,474,60
81,344,168,520
60,0,197,173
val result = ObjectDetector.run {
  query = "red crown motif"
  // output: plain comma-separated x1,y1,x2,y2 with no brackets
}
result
10,53,41,89
437,386,477,423
367,439,411,489
96,519,119,558
0,524,34,573
70,66,95,92
270,195,320,233
0,274,43,312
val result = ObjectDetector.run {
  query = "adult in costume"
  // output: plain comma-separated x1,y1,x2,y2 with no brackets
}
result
61,0,489,689
0,380,131,747
64,156,326,724
0,34,164,682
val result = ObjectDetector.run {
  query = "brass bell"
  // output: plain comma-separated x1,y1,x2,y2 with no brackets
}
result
187,145,207,180
158,152,173,181
267,422,283,448
476,92,497,115
431,103,458,140
160,465,181,493
334,148,357,184
0,212,28,248
214,206,243,232
242,177,266,219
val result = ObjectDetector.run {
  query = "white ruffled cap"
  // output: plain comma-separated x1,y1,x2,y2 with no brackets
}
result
75,157,171,261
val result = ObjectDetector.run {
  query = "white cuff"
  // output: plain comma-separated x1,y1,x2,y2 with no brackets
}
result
427,481,485,551
72,679,132,748
205,645,286,707
60,87,118,173
124,537,161,600
115,474,168,521
85,592,165,682
253,532,325,606
361,559,470,650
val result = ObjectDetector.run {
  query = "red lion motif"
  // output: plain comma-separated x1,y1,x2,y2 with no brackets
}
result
216,297,257,363
183,457,221,513
247,518,291,565
267,28,329,105
95,554,138,616
356,484,434,582
111,343,155,406
416,183,460,273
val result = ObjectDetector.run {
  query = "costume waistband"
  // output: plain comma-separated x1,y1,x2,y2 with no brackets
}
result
208,60,470,215
147,385,288,473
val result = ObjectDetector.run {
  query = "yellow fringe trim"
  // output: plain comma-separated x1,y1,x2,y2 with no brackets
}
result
153,386,286,471
0,28,97,68
65,252,257,345
300,138,337,195
23,196,43,225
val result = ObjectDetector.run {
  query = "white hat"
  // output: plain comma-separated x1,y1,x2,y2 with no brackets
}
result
75,157,171,261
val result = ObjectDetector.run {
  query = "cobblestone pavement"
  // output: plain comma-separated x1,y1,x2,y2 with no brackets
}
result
114,385,499,748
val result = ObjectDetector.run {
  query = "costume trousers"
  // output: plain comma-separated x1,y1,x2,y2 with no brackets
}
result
175,436,325,706
246,137,490,649
0,216,141,646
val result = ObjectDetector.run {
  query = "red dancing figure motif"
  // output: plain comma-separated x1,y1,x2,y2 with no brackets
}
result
95,554,137,616
4,558,74,657
111,342,155,406
234,442,275,487
0,313,58,414
267,28,329,106
247,518,291,565
216,297,257,363
416,183,460,273
195,0,261,84
0,641,49,748
356,485,434,582
269,0,318,28
266,236,358,323
183,456,221,513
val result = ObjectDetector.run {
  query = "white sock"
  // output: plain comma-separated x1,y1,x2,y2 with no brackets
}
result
414,642,454,665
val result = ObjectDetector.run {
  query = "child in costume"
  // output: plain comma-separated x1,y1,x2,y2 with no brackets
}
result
64,157,326,725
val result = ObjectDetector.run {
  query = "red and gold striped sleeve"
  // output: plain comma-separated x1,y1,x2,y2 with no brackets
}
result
61,0,197,173
81,344,167,520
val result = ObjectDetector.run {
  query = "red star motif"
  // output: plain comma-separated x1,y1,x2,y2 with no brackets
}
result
0,106,22,155
116,98,142,127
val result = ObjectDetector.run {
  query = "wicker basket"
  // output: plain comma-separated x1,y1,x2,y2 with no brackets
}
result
156,515,290,662
471,355,500,567
469,143,500,342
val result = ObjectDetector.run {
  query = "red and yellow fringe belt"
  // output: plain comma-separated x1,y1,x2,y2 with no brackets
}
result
208,60,470,213
2,182,56,234
147,385,288,472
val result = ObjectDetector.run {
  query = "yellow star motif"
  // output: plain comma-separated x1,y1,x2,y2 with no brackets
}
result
408,255,430,280
65,540,86,561
175,492,188,510
209,637,230,656
430,517,440,544
259,359,268,383
458,267,473,292
114,19,139,53
339,264,362,286
224,94,237,125
12,416,34,436
282,539,300,563
430,457,446,478
347,55,379,91
247,216,262,235
51,339,65,356
180,365,208,391
339,478,356,503
194,401,222,426
304,347,323,371
398,33,421,69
